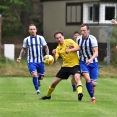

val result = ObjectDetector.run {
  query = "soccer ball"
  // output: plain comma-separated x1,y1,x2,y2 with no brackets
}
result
43,55,54,65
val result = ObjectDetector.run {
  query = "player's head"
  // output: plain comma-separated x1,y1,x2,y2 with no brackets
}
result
73,31,80,41
80,24,90,38
54,31,64,44
29,24,37,37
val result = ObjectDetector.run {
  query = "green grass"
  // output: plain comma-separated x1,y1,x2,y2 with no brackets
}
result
0,77,117,117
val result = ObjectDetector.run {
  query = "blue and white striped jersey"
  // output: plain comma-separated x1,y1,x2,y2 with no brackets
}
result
77,35,98,63
23,35,47,63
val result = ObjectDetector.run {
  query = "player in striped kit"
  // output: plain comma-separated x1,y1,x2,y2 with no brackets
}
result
17,24,49,94
66,24,98,103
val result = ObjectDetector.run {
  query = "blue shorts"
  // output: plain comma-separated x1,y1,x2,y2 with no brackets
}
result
80,61,98,82
28,62,45,75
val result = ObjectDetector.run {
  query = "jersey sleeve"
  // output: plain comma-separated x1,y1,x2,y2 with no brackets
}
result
76,36,81,47
22,38,28,48
40,36,47,46
91,36,98,47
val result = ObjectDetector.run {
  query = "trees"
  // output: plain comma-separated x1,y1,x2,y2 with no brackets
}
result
0,0,42,37
109,25,117,65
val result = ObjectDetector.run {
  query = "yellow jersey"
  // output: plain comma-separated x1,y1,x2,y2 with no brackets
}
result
55,39,79,67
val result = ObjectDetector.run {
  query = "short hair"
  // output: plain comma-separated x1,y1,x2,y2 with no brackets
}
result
81,23,89,30
73,31,80,35
29,24,36,28
54,30,64,38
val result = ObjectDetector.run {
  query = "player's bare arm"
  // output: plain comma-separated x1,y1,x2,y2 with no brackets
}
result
52,49,57,63
66,46,80,53
43,45,49,55
86,47,98,65
17,48,26,63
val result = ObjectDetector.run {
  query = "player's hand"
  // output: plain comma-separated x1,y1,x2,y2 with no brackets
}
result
66,49,72,54
17,57,21,63
86,59,92,65
111,19,117,24
69,44,74,49
52,49,56,55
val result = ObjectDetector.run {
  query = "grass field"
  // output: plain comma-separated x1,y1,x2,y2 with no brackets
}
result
0,77,117,117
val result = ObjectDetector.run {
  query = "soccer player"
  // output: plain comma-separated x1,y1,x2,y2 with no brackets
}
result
40,31,83,101
71,31,80,91
73,31,80,42
17,24,49,94
66,24,98,103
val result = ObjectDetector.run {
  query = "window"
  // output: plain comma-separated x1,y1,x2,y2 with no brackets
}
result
83,3,116,24
105,6,115,20
66,2,116,25
88,4,99,22
66,2,83,25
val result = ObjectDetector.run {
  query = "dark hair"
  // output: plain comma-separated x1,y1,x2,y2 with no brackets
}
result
81,23,89,30
73,31,80,35
54,30,64,38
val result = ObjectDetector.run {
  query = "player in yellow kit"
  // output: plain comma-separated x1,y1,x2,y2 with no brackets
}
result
40,31,83,101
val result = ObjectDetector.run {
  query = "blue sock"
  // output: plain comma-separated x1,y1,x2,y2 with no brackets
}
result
86,82,94,98
32,77,39,91
72,84,76,91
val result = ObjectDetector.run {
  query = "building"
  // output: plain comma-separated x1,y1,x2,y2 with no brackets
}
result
40,0,117,61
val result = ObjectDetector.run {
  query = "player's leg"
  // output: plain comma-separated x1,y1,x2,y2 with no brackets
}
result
89,63,98,94
37,62,45,87
38,74,44,87
28,63,40,94
80,62,95,102
83,72,95,101
40,67,70,100
38,75,41,87
71,65,83,101
74,73,83,101
40,77,62,100
71,75,77,91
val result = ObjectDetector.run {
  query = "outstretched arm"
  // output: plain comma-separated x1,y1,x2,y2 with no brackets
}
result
52,49,57,63
17,48,26,63
66,46,80,53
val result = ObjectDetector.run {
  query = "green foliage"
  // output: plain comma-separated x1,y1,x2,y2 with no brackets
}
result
109,25,117,45
0,56,6,64
0,0,43,38
0,56,16,67
109,25,117,65
31,16,43,34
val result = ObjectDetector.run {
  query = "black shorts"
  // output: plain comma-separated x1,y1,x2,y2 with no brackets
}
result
56,65,81,79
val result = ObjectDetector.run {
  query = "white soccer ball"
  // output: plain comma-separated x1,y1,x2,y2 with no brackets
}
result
43,55,54,65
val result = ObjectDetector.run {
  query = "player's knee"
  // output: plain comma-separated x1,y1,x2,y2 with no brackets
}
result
92,81,97,87
32,72,38,77
85,77,91,82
